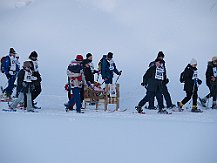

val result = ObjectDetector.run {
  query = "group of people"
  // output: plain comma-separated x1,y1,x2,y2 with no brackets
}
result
64,52,122,113
135,51,217,114
0,48,42,112
1,48,216,114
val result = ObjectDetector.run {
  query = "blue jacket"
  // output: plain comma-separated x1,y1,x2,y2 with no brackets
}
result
101,55,119,79
3,55,20,75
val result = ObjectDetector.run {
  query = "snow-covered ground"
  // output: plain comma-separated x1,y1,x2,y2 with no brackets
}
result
1,0,217,163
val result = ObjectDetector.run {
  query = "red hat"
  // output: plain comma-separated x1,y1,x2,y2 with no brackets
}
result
75,54,83,61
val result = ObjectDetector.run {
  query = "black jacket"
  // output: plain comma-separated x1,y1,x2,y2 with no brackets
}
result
206,61,217,87
142,65,164,92
183,64,202,92
17,69,34,93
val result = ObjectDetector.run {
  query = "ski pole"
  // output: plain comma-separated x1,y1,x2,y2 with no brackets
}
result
115,71,122,84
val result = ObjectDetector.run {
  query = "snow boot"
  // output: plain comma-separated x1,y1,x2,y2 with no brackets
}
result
191,106,202,113
176,102,184,112
135,106,143,113
199,97,207,107
147,106,157,110
158,109,169,114
212,101,217,109
167,104,176,109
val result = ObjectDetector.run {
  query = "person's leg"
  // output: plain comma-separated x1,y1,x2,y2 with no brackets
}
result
32,82,41,100
148,96,155,109
73,87,82,112
5,75,16,96
138,91,155,107
162,84,173,107
155,90,164,110
178,91,192,108
10,93,24,109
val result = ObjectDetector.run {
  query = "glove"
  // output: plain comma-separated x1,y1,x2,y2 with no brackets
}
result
118,70,122,75
9,71,14,75
31,76,37,81
163,78,169,85
198,79,202,85
141,82,145,86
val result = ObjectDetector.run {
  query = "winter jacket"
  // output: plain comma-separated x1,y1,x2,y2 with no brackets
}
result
17,69,34,94
206,61,217,87
3,55,19,75
101,55,120,80
182,64,202,92
67,60,86,89
29,60,42,83
149,59,168,85
83,59,96,83
142,64,165,92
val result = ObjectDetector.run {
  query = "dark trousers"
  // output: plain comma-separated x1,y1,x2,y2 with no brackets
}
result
4,74,16,96
138,90,164,110
205,84,217,101
32,82,41,101
67,87,81,112
105,78,113,84
148,84,172,108
181,90,198,106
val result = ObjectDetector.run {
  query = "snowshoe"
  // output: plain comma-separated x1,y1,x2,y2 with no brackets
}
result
167,104,176,109
135,106,143,113
2,108,17,112
33,106,41,109
145,106,157,110
158,109,172,114
191,108,203,113
198,97,207,107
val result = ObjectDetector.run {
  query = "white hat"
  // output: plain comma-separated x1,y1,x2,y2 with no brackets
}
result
190,58,197,65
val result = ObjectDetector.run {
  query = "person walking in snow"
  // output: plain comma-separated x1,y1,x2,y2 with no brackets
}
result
28,51,42,109
135,58,168,114
147,51,176,110
2,48,20,99
177,58,202,112
83,53,98,84
65,54,86,113
7,61,37,112
100,52,122,84
199,56,217,109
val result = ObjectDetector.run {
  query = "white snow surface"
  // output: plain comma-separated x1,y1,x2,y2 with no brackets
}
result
0,0,217,163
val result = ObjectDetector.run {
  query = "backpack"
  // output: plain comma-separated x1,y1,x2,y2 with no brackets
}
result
67,62,82,78
0,56,6,73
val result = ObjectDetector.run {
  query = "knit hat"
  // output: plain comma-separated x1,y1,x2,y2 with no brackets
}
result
212,56,217,62
157,51,164,58
9,48,16,54
107,52,113,59
75,54,83,61
29,51,38,59
190,58,197,65
86,53,92,58
23,61,32,68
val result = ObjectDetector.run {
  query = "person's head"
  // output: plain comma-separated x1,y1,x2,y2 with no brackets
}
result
155,58,163,67
190,58,197,67
29,51,38,61
107,52,113,61
157,51,165,60
212,56,217,66
86,53,93,60
9,48,16,57
75,54,83,62
23,61,32,71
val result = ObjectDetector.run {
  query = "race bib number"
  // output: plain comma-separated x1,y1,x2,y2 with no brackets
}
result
155,67,164,80
192,70,198,80
213,67,217,77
